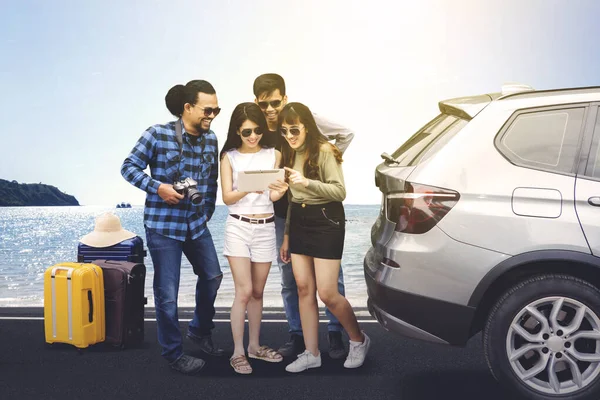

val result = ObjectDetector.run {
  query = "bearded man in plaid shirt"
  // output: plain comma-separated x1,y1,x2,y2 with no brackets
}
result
121,80,224,375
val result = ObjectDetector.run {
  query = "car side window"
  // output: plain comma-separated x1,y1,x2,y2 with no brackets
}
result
496,107,585,175
589,112,600,179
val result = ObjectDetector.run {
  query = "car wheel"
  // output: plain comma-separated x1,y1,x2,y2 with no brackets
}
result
483,274,600,400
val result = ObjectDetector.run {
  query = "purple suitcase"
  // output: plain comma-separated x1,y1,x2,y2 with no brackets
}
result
92,260,146,348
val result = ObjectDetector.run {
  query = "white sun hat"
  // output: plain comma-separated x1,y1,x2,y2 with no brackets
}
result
79,212,137,248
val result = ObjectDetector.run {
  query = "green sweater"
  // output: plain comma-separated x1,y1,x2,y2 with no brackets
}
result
285,144,346,234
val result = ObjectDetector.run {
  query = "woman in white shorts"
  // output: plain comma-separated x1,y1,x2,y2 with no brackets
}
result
219,102,289,374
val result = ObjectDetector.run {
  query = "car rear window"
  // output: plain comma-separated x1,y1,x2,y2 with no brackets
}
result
390,114,468,166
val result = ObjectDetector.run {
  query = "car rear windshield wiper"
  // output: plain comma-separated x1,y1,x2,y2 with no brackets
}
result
381,152,399,165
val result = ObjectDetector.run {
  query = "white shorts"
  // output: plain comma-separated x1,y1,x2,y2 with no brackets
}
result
223,215,277,263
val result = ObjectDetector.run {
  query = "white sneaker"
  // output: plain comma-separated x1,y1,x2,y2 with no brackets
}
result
285,350,322,373
344,331,371,368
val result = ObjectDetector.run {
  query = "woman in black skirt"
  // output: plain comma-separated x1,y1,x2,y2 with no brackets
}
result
278,102,371,373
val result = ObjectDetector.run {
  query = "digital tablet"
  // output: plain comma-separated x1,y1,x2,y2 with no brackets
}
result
237,169,285,192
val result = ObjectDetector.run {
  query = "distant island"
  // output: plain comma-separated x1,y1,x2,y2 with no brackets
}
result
0,179,80,206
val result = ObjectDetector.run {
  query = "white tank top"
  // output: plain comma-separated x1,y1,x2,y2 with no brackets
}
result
226,147,276,215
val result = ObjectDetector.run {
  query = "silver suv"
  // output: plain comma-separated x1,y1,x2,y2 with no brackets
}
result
365,84,600,400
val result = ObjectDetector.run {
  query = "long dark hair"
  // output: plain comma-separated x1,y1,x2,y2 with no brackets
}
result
219,102,271,160
165,80,216,117
279,102,343,180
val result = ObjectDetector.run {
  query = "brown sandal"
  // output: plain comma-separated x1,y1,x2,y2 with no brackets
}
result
230,354,253,374
248,345,283,363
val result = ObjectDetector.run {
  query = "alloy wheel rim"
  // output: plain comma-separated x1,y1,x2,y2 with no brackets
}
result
506,296,600,395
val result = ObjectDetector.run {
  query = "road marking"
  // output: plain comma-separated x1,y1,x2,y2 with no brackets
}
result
0,316,378,323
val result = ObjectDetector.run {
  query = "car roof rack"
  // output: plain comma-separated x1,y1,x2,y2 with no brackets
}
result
498,85,600,100
440,85,600,120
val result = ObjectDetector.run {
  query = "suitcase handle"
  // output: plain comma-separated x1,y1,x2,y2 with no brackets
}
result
87,290,94,323
51,266,75,277
51,266,74,340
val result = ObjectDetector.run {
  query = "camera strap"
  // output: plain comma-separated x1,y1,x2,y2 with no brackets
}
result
174,119,185,181
174,119,184,157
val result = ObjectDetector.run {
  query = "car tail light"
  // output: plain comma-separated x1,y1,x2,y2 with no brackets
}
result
386,182,460,234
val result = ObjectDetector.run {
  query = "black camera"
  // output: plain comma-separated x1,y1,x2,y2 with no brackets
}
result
173,177,202,205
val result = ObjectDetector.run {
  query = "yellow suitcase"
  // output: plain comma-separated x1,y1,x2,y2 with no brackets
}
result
44,262,105,348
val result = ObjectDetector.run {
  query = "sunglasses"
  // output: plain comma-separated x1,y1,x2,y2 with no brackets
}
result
240,128,263,137
257,100,282,110
196,105,221,117
280,126,304,137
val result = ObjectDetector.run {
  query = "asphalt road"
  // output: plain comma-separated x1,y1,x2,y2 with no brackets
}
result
0,307,521,400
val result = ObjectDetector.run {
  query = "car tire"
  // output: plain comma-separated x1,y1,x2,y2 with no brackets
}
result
483,274,600,400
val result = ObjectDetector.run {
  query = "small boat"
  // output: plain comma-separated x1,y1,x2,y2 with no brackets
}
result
116,202,132,209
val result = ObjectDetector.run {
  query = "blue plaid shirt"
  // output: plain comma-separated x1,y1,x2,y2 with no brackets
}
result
121,120,218,242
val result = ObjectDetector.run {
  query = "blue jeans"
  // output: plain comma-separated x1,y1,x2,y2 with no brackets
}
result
145,227,222,363
274,215,345,334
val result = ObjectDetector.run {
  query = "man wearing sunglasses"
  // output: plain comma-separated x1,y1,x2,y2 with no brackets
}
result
252,73,355,360
121,80,224,375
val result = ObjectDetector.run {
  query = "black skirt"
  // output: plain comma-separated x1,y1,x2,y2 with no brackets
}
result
288,201,345,260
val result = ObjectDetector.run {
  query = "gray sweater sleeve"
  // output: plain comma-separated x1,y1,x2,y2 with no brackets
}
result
313,113,355,155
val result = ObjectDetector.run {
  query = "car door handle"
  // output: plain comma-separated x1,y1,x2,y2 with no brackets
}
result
588,197,600,207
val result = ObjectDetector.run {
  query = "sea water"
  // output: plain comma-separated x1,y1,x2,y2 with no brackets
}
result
0,205,379,307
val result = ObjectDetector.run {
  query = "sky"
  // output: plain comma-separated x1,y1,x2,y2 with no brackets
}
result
1,0,600,206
